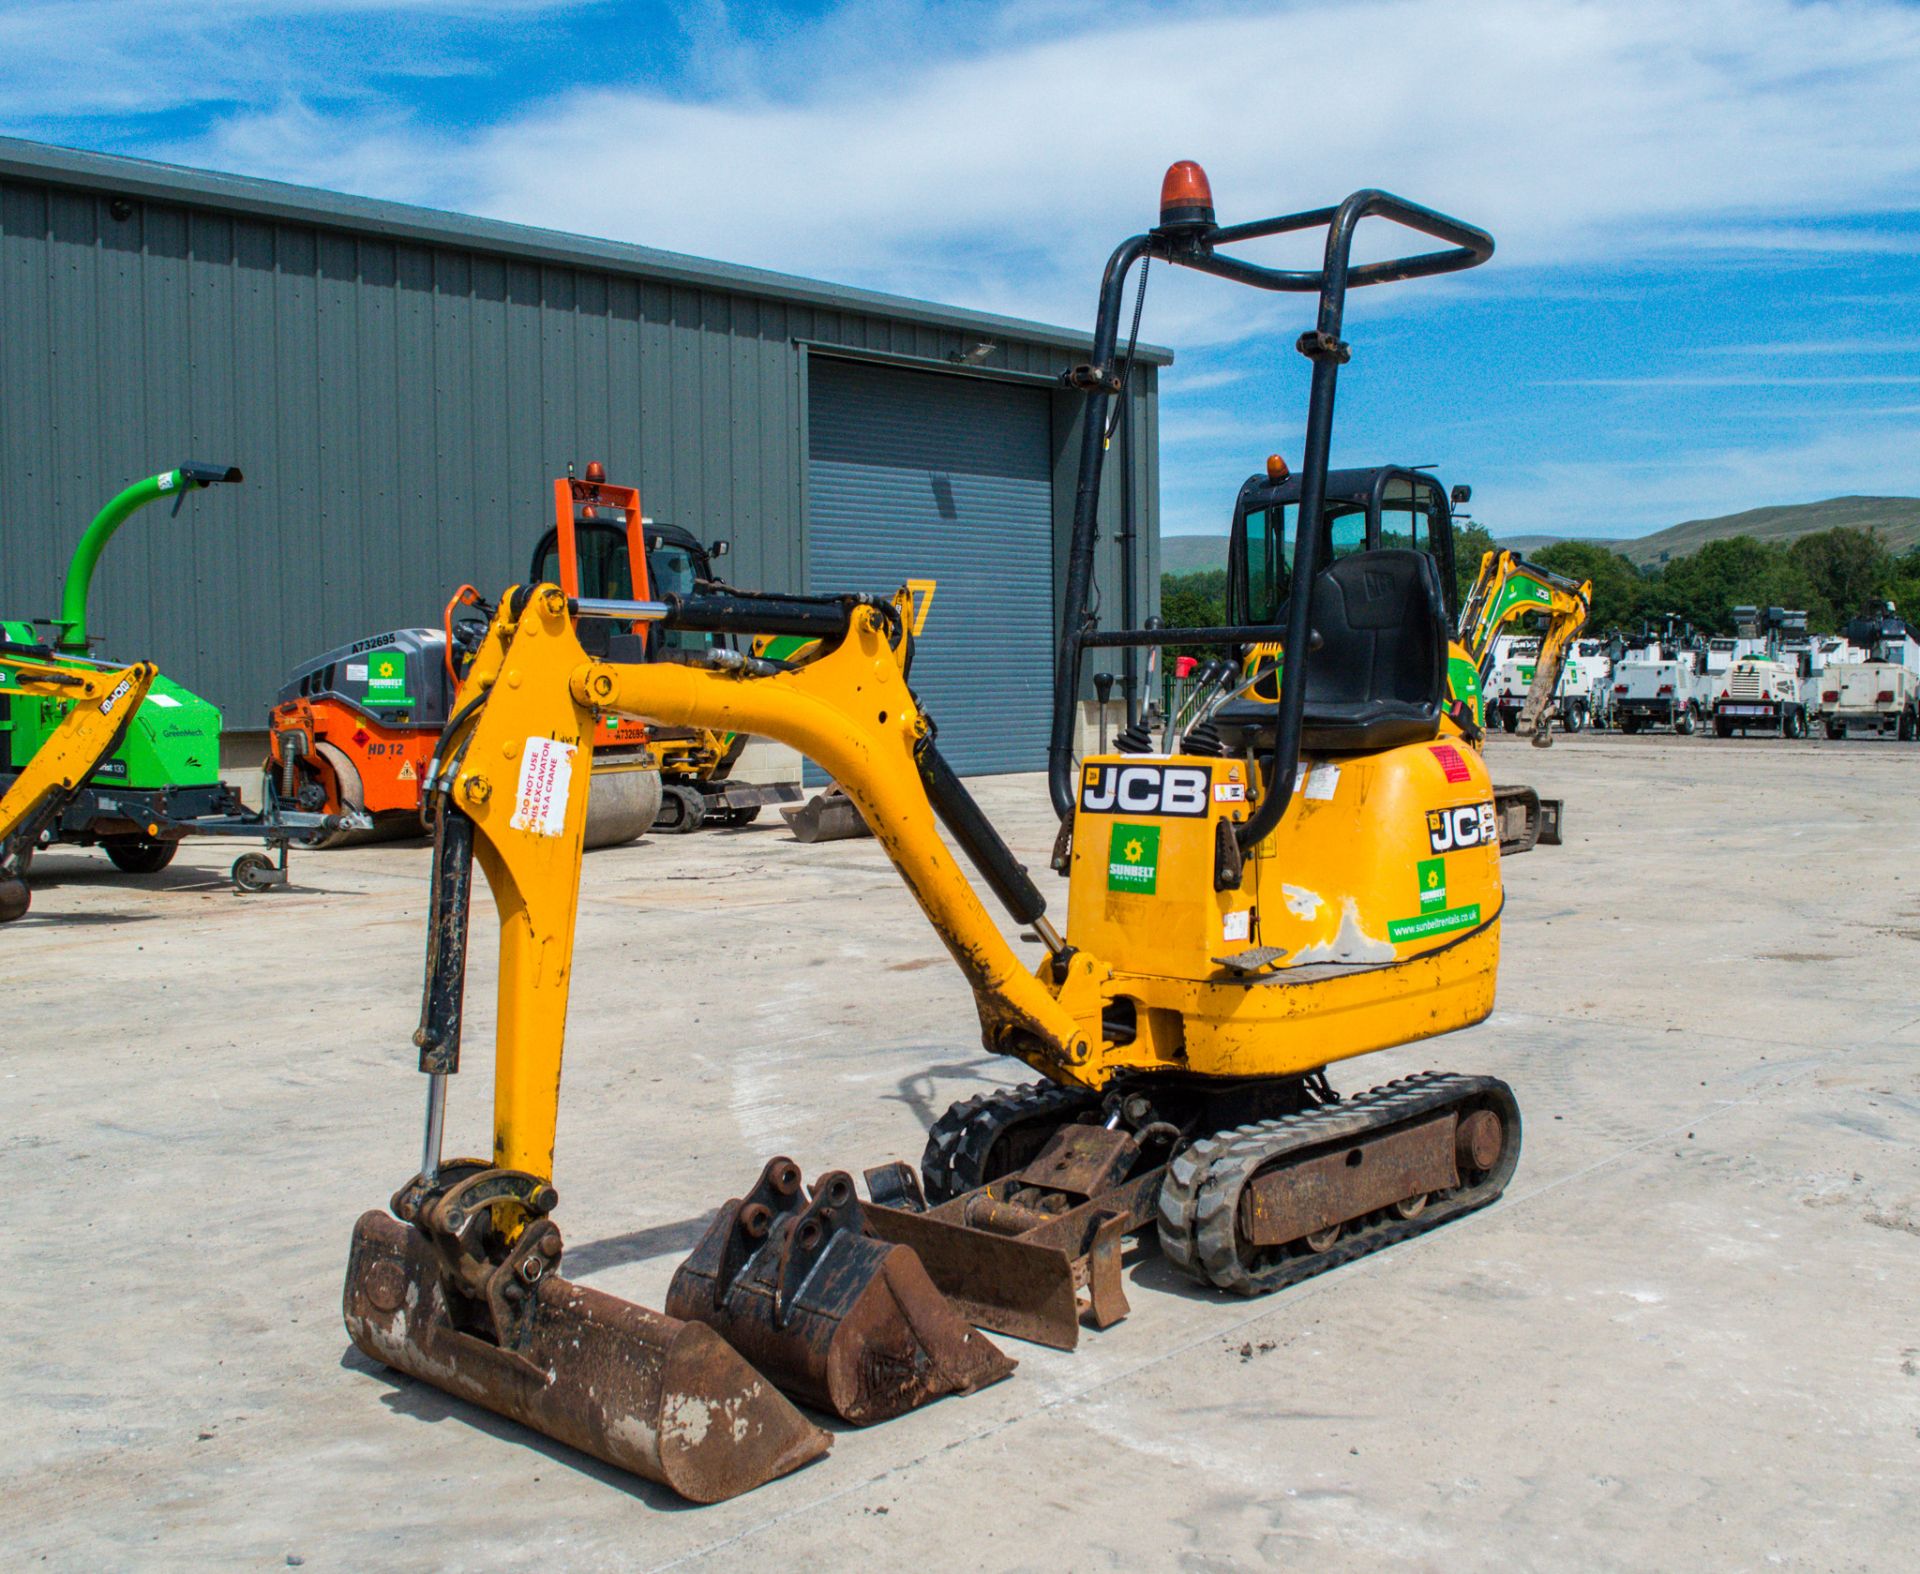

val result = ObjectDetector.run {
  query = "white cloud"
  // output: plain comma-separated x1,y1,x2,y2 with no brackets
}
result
1476,415,1920,539
0,1,572,121
8,0,1919,539
478,0,1920,317
90,0,1919,343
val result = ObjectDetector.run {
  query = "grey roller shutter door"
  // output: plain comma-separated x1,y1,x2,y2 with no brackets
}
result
806,357,1054,777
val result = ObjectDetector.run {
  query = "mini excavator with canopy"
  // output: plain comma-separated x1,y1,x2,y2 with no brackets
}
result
342,164,1549,1501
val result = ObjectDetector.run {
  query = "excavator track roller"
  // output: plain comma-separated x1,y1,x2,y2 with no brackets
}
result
666,1157,1015,1424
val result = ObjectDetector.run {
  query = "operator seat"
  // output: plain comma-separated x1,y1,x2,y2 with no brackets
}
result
1213,548,1448,754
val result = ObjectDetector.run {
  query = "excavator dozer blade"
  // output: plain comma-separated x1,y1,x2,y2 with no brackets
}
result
665,1160,1015,1425
778,786,871,843
344,1210,829,1503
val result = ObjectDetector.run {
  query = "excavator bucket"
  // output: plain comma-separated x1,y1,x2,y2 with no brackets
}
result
778,785,871,843
666,1158,1015,1424
344,1207,829,1503
860,1126,1161,1351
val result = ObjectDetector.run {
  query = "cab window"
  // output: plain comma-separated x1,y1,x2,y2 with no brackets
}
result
1240,503,1297,624
648,539,719,655
1379,476,1431,553
1326,504,1369,559
533,525,633,599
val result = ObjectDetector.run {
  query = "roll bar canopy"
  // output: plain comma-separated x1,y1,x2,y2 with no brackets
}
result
1049,180,1492,851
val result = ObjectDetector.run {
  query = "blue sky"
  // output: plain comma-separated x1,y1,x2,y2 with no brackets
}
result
1,0,1916,540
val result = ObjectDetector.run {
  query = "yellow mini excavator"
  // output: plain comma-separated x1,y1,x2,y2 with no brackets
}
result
0,643,157,921
1458,549,1593,745
344,165,1547,1502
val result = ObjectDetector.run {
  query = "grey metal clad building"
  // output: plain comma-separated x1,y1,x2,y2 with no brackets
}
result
0,136,1165,776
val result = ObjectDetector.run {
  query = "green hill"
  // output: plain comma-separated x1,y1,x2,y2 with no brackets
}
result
1621,496,1920,566
1161,534,1230,576
1161,497,1920,578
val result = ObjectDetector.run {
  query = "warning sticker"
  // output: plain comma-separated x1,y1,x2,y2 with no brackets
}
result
397,759,417,782
511,737,576,837
1304,763,1339,801
1223,909,1251,942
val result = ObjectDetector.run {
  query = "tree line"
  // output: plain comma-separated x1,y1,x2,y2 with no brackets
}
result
1161,524,1916,642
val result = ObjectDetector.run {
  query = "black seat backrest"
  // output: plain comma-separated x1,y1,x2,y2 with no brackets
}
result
1302,549,1446,716
1209,548,1448,756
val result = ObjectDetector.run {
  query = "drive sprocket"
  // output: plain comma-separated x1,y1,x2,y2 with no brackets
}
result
920,1079,1098,1203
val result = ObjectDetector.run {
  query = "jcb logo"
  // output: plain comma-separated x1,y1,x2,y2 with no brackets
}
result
98,679,134,716
1427,802,1497,853
1080,763,1210,818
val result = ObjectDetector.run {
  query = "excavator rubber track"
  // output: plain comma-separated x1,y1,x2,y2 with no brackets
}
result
1157,1072,1520,1296
920,1080,1100,1203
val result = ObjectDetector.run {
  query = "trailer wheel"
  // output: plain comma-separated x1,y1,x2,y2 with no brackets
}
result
1564,702,1587,734
1902,709,1917,742
103,835,178,875
1620,716,1639,735
230,851,281,893
1826,720,1845,740
1785,707,1807,740
1714,717,1733,738
1675,704,1698,736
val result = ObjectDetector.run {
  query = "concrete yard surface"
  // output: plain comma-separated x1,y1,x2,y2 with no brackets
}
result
4,733,1918,1570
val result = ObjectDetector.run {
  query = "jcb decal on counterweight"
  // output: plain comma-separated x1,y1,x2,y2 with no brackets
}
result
1081,763,1209,817
1426,802,1497,854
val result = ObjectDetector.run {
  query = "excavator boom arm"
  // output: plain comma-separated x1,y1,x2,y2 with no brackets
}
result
427,587,1088,1186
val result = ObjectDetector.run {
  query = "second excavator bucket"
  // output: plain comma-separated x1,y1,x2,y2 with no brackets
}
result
778,785,871,843
344,1206,829,1504
666,1158,1015,1424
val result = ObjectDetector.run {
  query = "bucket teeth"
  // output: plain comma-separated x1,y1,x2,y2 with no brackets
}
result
666,1158,1015,1424
343,1209,829,1504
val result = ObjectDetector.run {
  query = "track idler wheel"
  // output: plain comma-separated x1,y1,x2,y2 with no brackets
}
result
343,1171,828,1503
667,1158,1014,1424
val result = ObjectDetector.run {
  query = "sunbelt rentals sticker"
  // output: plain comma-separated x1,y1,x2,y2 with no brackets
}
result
1417,857,1447,912
1107,822,1159,894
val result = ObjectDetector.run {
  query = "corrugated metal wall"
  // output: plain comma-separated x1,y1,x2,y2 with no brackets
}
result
0,159,1158,727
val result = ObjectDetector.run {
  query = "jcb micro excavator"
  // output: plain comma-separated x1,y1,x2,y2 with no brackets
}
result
1458,550,1593,745
344,166,1545,1502
0,646,156,922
